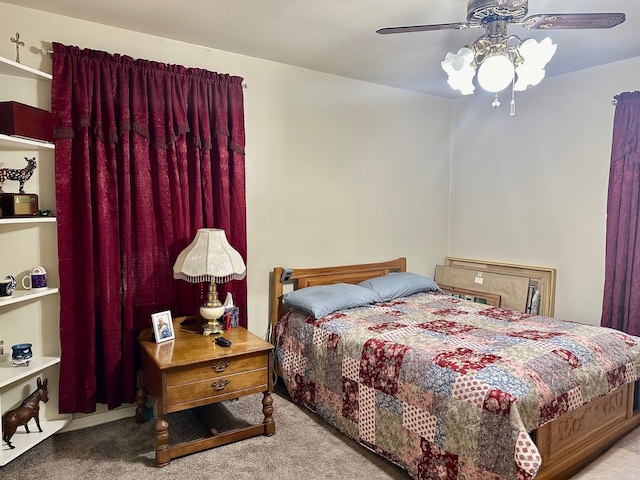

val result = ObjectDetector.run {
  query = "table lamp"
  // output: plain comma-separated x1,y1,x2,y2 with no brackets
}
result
173,228,246,335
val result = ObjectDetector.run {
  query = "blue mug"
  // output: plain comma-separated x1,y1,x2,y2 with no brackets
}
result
11,343,32,366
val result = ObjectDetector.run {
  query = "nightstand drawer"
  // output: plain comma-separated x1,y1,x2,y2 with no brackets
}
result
166,351,268,386
166,368,268,406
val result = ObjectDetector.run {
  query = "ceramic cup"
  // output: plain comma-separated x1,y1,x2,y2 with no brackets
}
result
0,275,16,297
22,266,47,291
11,343,32,367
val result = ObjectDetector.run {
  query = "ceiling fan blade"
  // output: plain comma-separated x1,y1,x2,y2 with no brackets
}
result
376,22,470,34
522,13,625,30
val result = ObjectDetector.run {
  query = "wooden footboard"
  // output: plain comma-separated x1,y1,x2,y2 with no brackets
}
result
534,381,640,479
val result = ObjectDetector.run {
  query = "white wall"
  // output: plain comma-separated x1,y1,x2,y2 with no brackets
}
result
449,57,640,325
0,2,453,340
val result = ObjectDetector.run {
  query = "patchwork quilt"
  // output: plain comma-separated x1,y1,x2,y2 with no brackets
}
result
275,292,640,480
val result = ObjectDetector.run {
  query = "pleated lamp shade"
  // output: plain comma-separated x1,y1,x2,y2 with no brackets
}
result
173,228,246,284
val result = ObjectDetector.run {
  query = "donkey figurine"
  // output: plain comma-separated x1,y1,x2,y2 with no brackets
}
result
0,156,37,193
2,377,49,449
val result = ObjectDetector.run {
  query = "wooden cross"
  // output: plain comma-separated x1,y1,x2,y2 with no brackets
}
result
10,32,24,63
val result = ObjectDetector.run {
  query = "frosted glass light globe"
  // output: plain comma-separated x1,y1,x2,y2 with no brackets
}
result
514,37,557,91
477,55,514,93
441,47,475,95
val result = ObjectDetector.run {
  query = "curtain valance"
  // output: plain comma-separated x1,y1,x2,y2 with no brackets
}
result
52,43,245,153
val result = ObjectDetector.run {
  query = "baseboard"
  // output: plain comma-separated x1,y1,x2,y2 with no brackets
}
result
58,403,137,433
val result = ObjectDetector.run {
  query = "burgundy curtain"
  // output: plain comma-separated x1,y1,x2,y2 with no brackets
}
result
602,91,640,336
51,43,247,413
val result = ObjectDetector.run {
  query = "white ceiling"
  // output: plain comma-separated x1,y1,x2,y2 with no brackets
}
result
7,0,640,98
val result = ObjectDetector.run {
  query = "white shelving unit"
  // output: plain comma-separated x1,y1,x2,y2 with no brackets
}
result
0,357,61,389
0,55,70,466
0,217,56,226
0,134,54,151
0,55,52,80
0,288,59,308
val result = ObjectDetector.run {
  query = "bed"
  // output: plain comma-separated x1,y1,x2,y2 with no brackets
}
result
270,258,640,480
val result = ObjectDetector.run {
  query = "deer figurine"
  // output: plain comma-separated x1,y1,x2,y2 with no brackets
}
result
2,377,49,449
0,156,37,193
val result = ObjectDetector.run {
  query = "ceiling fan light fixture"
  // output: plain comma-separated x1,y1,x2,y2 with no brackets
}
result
514,62,545,91
441,47,476,95
477,54,514,93
513,37,556,91
378,2,625,111
521,37,557,67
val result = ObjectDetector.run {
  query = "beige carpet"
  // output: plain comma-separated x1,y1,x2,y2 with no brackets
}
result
1,384,638,479
568,426,640,479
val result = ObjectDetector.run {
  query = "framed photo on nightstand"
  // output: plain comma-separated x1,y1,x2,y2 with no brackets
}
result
151,310,175,343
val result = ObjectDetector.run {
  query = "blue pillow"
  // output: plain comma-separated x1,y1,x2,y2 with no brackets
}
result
358,272,441,302
282,283,382,319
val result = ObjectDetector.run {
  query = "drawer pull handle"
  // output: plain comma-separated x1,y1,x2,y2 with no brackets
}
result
211,361,230,372
211,379,230,391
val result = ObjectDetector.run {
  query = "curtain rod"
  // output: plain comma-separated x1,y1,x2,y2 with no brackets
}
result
40,47,248,88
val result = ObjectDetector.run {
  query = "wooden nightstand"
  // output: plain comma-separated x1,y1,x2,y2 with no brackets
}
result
136,316,275,467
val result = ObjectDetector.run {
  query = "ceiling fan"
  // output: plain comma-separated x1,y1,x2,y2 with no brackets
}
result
377,0,626,110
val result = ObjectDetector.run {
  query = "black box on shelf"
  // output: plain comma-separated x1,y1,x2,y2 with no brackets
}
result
0,193,38,217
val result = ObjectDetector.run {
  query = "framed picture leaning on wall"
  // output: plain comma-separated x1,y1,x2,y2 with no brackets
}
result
151,310,174,343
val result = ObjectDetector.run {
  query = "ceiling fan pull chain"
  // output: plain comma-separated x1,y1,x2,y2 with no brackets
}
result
510,81,516,116
492,93,501,109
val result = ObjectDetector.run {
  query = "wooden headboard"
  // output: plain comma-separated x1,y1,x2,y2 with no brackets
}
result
269,257,406,343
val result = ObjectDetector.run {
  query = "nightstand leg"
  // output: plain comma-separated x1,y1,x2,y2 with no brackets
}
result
155,417,171,467
262,390,275,436
135,370,147,424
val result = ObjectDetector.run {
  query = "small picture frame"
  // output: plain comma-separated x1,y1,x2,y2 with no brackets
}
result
151,310,175,343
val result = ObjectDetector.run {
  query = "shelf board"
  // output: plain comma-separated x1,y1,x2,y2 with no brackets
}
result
0,134,54,150
0,417,71,465
0,288,59,308
0,55,52,80
0,356,60,389
0,217,56,225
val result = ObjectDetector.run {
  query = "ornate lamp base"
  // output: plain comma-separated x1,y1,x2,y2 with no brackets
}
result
199,281,226,336
200,305,225,336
